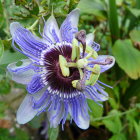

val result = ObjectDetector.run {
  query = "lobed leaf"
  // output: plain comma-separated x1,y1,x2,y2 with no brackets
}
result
113,39,140,79
129,30,140,43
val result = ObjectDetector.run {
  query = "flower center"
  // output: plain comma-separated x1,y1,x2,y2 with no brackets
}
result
42,43,80,94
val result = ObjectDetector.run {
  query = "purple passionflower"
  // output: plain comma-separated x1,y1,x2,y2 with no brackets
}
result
7,9,115,129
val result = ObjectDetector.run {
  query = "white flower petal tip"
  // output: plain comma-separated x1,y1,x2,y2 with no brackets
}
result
95,55,115,73
86,33,95,46
76,117,90,130
107,55,115,67
67,8,80,22
16,95,37,124
43,14,61,43
60,8,80,42
71,8,80,14
64,8,80,28
103,55,115,72
7,59,35,85
47,104,64,128
10,22,21,37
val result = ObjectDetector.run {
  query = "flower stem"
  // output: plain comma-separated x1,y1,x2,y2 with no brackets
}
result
93,108,136,122
28,19,39,31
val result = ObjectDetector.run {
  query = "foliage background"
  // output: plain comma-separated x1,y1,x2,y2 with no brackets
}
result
0,0,140,140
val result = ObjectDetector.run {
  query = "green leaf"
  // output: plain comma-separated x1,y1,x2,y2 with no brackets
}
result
15,0,27,5
134,121,140,140
29,114,43,128
116,0,123,6
88,99,103,118
108,0,120,43
30,0,39,15
0,50,26,65
48,127,59,140
113,39,140,79
128,8,140,18
126,110,139,134
109,87,120,109
0,79,11,94
129,30,140,43
87,99,103,126
103,110,122,134
109,98,119,109
123,79,140,106
15,128,29,140
0,102,7,118
136,0,140,8
77,0,106,20
0,128,29,140
0,40,4,60
109,134,126,140
0,0,5,28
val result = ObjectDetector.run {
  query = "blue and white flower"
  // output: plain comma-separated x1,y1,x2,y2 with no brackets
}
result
8,9,115,129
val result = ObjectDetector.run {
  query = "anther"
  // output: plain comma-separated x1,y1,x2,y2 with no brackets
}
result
59,55,70,77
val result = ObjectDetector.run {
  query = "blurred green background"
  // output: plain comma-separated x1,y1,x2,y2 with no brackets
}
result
0,0,140,140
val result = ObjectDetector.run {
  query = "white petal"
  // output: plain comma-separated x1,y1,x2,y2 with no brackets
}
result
60,8,80,42
85,86,108,102
10,22,21,38
7,59,35,85
16,94,37,124
10,22,46,44
96,55,115,73
68,102,89,129
86,33,94,46
43,15,61,43
65,8,80,30
76,111,90,129
47,102,64,128
17,87,48,124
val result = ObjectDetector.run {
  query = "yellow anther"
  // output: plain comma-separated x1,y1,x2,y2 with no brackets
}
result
71,39,79,61
59,55,70,77
91,50,98,59
72,80,79,88
85,64,100,86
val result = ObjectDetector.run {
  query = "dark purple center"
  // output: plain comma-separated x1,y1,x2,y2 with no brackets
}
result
44,45,80,94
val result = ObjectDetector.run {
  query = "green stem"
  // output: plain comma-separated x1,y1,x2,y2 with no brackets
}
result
28,19,39,31
93,108,136,122
7,38,12,41
136,0,140,8
108,0,120,44
67,62,77,67
85,51,93,59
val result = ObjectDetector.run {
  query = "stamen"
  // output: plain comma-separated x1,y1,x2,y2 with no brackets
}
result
88,57,113,65
86,66,100,74
71,39,78,61
85,64,100,86
85,50,98,59
59,55,70,77
67,58,88,69
72,68,86,91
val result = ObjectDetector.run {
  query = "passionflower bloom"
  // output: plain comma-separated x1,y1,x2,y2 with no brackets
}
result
8,8,115,129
